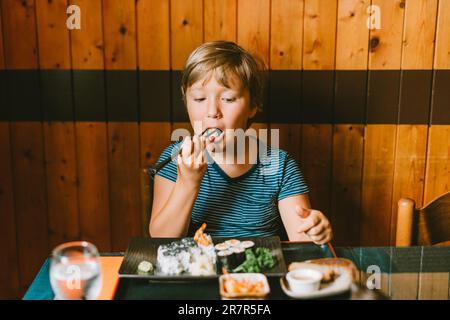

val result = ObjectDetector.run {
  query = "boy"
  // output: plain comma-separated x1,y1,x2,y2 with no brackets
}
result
149,41,332,244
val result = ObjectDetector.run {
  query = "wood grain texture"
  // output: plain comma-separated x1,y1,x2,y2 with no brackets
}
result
331,125,364,246
70,0,105,69
103,0,137,70
369,0,405,70
270,0,303,70
103,0,142,250
43,122,80,247
335,0,370,70
204,0,237,42
108,123,142,250
270,0,303,171
271,124,302,164
70,0,111,252
418,272,449,300
170,0,203,70
389,273,419,300
332,0,368,246
397,3,435,227
237,0,270,127
1,0,39,68
2,0,49,292
303,0,337,70
137,0,170,70
237,0,270,67
362,0,404,246
0,122,20,298
137,0,172,236
301,0,335,217
75,123,111,251
401,0,438,70
434,0,450,69
301,124,333,214
36,0,80,249
10,122,48,289
35,0,71,70
0,4,20,299
361,125,397,246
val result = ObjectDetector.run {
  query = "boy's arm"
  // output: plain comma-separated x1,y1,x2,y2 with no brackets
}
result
149,175,200,237
149,135,208,237
278,194,333,244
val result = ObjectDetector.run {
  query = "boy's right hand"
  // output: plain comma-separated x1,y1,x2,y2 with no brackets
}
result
177,135,208,187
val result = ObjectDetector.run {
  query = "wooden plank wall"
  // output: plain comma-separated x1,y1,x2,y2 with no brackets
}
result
0,0,449,298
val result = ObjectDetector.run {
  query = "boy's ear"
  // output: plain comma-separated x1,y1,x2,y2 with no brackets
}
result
249,105,258,119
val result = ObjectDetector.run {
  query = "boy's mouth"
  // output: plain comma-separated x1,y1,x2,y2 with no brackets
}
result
202,127,225,143
202,127,222,137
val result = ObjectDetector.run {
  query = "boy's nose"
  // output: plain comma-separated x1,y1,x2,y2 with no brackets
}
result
206,99,221,119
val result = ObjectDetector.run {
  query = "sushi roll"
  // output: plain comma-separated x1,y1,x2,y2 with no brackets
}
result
225,239,241,247
217,249,236,272
230,246,246,267
240,240,255,250
214,242,230,251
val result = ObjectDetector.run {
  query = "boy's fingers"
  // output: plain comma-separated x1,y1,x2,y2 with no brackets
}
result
306,223,325,236
181,136,192,158
193,135,201,159
297,219,316,234
195,146,204,165
310,234,328,245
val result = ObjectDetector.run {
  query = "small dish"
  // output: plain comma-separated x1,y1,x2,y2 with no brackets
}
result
219,273,270,300
280,271,353,299
286,269,323,294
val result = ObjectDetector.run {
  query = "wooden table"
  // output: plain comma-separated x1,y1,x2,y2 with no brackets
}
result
23,243,450,300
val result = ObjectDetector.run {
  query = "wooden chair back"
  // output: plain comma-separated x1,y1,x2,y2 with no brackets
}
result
396,192,450,246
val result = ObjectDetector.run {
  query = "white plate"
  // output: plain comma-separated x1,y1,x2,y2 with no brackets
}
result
280,272,353,299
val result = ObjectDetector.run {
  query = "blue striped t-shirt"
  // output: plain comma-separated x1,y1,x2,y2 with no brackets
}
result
154,141,309,238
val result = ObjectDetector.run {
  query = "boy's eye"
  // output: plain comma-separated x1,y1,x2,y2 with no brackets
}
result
193,98,206,102
222,97,236,103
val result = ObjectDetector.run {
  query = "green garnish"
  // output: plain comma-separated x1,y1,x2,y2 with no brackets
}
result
232,247,276,273
137,260,154,274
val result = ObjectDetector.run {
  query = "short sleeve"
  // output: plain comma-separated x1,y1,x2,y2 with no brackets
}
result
153,143,180,182
278,153,309,201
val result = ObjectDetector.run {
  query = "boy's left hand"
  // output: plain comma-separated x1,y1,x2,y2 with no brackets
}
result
295,206,333,245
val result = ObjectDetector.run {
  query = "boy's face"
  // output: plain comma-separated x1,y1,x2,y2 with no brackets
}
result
186,71,257,150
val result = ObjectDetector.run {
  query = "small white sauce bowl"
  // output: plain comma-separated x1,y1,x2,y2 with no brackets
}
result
286,269,323,294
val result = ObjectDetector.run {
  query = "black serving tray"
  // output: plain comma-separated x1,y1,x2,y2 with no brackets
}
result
118,236,287,280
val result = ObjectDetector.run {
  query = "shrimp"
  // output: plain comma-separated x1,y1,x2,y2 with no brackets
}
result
194,223,212,246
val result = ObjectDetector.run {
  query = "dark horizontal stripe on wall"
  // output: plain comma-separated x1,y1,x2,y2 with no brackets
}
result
366,70,401,124
105,70,138,122
334,71,367,124
302,70,334,124
73,70,107,121
399,70,433,125
40,70,74,121
3,70,42,121
140,71,171,122
269,71,301,123
171,71,187,123
431,70,450,125
0,69,449,124
0,71,7,121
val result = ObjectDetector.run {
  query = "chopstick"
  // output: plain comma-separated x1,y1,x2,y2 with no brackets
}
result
327,242,338,258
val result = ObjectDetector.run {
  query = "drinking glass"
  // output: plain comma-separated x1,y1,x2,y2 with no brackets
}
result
49,241,102,300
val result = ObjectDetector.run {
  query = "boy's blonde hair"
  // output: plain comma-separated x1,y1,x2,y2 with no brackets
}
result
181,41,266,111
